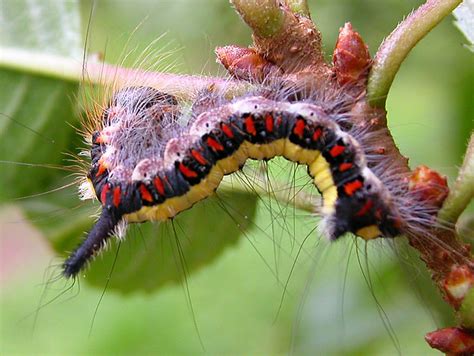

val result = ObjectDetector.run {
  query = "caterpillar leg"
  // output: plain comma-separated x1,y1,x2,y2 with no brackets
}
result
63,208,121,278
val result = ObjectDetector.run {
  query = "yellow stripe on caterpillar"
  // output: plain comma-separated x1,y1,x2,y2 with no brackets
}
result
124,139,340,223
125,164,225,222
309,154,329,178
283,141,320,165
322,185,338,215
246,139,285,160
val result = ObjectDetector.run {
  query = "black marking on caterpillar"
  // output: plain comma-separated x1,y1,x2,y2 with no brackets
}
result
64,86,403,278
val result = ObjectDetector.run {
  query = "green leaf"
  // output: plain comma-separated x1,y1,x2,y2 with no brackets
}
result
0,0,83,201
0,0,82,57
454,0,474,52
0,69,81,201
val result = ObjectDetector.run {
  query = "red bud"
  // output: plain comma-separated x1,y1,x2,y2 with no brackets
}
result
443,265,474,308
333,22,371,85
425,327,474,354
215,45,279,81
408,165,449,208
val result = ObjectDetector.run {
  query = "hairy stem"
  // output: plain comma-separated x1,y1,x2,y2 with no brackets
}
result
367,0,463,108
0,47,247,99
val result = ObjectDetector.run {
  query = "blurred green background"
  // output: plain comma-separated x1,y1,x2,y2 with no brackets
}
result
1,0,473,355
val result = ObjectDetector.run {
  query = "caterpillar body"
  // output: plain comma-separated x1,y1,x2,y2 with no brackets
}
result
64,85,402,277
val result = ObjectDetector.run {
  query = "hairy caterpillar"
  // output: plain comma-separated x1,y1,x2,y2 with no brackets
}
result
64,79,441,278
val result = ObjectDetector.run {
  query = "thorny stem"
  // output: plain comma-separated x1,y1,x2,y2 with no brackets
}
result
232,0,327,76
439,133,474,225
367,0,463,108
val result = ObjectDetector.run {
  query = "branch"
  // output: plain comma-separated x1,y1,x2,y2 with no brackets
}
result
0,47,248,98
440,133,474,225
231,0,328,77
285,0,310,17
367,0,463,108
230,0,285,38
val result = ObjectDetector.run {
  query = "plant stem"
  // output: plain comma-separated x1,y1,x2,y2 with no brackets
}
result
230,0,285,38
285,0,310,16
0,47,247,99
367,0,463,108
439,132,474,224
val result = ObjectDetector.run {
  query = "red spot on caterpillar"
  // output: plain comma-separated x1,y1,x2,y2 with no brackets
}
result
293,119,305,139
330,145,345,157
153,177,165,196
276,116,283,127
356,199,373,217
344,180,363,196
207,137,224,151
179,162,198,179
312,127,322,141
191,149,208,165
100,183,110,205
265,114,274,132
221,123,234,138
244,115,257,136
95,135,104,144
113,186,121,208
139,184,153,203
339,162,353,172
96,163,106,177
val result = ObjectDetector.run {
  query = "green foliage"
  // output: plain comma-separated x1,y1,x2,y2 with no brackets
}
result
0,0,472,354
0,0,82,201
0,0,260,293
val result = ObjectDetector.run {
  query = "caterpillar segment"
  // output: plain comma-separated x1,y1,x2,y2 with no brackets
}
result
64,87,401,277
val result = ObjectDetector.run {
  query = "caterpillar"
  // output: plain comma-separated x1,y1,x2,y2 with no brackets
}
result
64,84,407,277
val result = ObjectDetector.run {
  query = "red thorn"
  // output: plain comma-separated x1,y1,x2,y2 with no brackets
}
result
408,165,449,208
374,147,385,155
425,327,474,354
443,265,474,308
333,22,371,85
215,45,280,81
